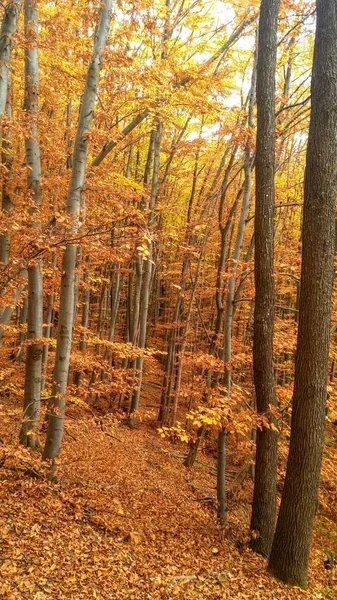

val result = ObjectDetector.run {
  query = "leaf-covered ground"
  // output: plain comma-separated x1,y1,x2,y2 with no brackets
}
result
0,385,336,599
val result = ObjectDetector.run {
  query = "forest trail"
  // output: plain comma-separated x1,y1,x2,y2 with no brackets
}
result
0,374,336,600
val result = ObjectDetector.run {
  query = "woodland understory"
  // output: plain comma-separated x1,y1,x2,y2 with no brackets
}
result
0,0,337,597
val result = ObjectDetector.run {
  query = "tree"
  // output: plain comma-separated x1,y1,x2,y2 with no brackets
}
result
268,0,337,587
0,0,22,325
0,0,21,117
250,0,279,557
20,0,43,449
42,0,113,473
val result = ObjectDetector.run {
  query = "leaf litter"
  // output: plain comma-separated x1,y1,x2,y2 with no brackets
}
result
0,397,336,599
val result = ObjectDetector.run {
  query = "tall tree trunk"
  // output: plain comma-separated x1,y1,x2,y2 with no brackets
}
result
268,0,337,587
159,140,201,424
217,62,256,522
20,0,43,449
42,0,113,470
0,0,22,335
250,0,279,557
41,255,56,391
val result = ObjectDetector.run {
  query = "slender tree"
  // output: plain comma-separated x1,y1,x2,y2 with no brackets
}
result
128,120,161,425
250,0,279,557
0,0,21,117
217,57,256,524
0,0,22,327
42,0,113,472
20,0,43,449
268,0,337,586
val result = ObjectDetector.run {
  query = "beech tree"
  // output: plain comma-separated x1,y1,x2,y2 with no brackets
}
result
0,0,21,324
20,0,43,449
42,0,113,473
0,0,21,117
268,0,337,587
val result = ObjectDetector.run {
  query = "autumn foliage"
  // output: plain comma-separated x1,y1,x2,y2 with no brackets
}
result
0,0,336,597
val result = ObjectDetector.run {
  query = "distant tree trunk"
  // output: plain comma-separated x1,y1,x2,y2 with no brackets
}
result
159,142,228,425
159,139,201,425
20,0,43,449
0,75,12,268
101,266,123,378
217,58,256,523
170,227,207,428
268,0,337,587
250,0,279,557
41,255,57,391
128,120,161,426
73,256,90,387
119,130,154,412
42,0,113,472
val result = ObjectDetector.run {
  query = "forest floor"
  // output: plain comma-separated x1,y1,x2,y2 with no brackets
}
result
0,362,336,599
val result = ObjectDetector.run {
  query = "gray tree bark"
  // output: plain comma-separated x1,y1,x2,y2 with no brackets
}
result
0,0,21,116
42,0,113,469
20,0,43,449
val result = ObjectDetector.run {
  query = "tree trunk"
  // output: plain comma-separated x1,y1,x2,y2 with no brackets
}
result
42,0,113,468
73,256,90,387
20,0,43,449
217,72,255,519
128,120,161,425
0,74,12,268
41,256,56,391
0,0,21,117
250,0,279,557
217,428,227,525
0,0,22,331
268,0,337,587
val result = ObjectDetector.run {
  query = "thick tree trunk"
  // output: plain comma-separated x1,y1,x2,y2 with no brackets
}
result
250,0,279,558
251,0,279,556
268,0,337,587
43,0,113,468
